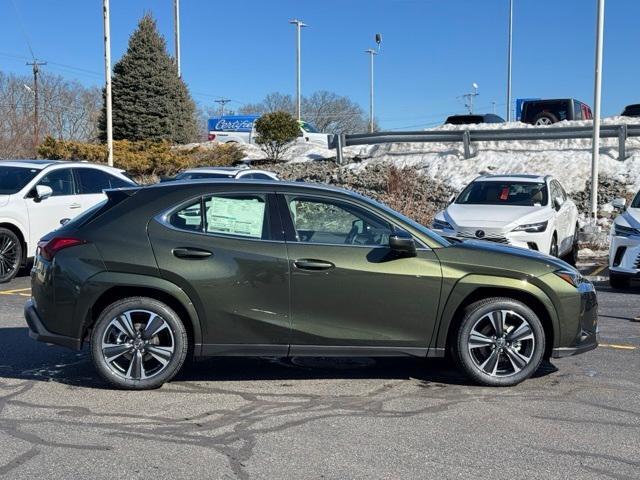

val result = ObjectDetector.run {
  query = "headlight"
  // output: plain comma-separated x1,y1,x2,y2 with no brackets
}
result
554,269,582,288
432,219,453,230
614,224,639,237
513,220,548,233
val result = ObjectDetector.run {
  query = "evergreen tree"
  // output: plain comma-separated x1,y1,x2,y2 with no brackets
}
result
100,14,199,144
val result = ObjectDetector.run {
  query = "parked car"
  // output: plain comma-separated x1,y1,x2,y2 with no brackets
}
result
207,115,329,146
621,104,640,117
432,174,579,263
161,166,279,183
0,160,135,282
520,99,592,125
608,192,640,289
25,180,597,389
444,114,505,125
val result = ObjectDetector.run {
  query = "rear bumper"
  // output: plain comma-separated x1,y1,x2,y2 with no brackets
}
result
24,299,82,350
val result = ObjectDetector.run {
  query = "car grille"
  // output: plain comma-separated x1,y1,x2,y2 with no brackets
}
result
456,229,510,244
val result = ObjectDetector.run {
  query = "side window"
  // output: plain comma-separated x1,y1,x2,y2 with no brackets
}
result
169,199,203,232
242,173,273,180
286,196,392,246
38,169,74,196
75,169,111,194
108,174,132,189
550,181,564,204
204,194,268,239
574,101,582,120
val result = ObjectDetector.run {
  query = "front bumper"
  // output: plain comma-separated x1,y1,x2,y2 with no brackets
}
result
609,234,640,275
433,227,551,253
24,298,82,350
551,280,598,358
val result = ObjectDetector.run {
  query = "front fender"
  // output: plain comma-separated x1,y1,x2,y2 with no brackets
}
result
76,271,203,354
432,273,560,354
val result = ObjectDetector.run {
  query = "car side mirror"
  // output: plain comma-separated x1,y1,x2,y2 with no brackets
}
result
34,185,53,202
612,198,626,211
553,197,563,211
389,230,417,258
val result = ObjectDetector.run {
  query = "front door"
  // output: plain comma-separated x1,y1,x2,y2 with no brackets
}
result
278,193,442,355
148,192,290,355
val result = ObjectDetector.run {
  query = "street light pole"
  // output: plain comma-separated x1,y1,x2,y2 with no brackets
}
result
289,19,307,121
506,0,513,121
102,0,113,167
590,0,605,224
365,48,377,133
174,0,181,77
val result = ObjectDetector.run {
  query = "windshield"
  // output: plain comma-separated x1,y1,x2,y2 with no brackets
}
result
632,192,640,208
299,121,319,133
175,172,234,180
456,181,548,206
0,166,40,194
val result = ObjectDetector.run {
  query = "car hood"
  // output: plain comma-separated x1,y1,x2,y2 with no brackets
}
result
614,207,640,229
444,203,550,229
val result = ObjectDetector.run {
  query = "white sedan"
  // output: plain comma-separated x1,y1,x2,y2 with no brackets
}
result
0,160,135,282
609,192,640,289
432,174,579,263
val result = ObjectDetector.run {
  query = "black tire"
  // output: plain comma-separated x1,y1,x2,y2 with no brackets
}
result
91,297,188,390
561,225,579,266
533,112,559,125
454,297,545,387
609,272,631,290
550,234,559,258
0,228,22,283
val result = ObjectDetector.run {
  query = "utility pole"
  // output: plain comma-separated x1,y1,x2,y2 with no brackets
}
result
462,83,479,114
289,19,306,120
102,0,113,166
214,99,231,117
26,59,46,151
174,0,181,77
365,49,377,133
590,0,605,225
506,0,513,121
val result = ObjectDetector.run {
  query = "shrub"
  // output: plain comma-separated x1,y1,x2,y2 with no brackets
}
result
38,137,245,180
254,111,300,161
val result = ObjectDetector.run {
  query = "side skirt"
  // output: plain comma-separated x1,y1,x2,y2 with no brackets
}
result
199,344,430,358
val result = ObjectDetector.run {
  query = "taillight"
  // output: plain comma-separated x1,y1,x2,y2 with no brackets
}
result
208,133,216,141
38,237,87,261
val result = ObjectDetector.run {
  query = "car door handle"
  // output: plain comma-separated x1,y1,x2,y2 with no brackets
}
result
69,203,82,209
172,247,213,259
293,259,335,271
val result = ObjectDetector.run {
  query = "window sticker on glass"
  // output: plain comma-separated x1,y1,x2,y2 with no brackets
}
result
205,196,265,238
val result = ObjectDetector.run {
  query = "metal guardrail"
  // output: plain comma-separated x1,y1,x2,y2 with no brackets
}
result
329,124,640,164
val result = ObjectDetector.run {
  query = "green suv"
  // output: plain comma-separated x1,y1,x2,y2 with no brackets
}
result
25,180,598,389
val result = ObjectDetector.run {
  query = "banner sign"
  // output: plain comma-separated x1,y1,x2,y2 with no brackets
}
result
208,116,258,133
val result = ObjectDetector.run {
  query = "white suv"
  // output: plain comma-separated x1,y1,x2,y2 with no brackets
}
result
432,174,579,263
0,160,135,282
609,192,640,289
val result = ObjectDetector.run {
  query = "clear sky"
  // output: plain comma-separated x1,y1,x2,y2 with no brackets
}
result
0,0,638,130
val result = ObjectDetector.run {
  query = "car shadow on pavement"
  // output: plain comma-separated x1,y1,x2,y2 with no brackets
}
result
0,327,558,389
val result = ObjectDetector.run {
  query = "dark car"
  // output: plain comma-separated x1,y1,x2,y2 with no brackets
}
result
621,104,640,117
25,181,598,389
445,114,505,125
520,99,592,125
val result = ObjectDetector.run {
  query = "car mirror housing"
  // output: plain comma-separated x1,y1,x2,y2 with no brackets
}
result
612,198,626,211
35,185,53,202
554,197,563,210
389,230,417,257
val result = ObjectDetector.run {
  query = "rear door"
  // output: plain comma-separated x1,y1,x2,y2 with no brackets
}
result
148,191,291,355
73,167,130,212
278,192,442,355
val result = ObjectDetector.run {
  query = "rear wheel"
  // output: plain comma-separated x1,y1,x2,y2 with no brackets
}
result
533,112,559,125
91,297,188,390
609,272,631,290
455,298,545,387
0,228,22,283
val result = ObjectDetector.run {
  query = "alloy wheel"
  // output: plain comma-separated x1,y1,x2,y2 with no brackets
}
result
467,309,536,377
101,309,175,380
0,233,19,281
535,117,553,126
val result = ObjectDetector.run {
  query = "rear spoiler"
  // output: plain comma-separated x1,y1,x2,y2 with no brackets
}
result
105,186,140,202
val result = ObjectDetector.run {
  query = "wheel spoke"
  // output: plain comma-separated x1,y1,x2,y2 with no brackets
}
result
126,350,145,380
504,346,530,372
146,345,173,366
487,311,504,337
142,314,167,340
469,330,495,349
479,349,501,375
103,343,133,362
507,322,534,343
113,313,137,339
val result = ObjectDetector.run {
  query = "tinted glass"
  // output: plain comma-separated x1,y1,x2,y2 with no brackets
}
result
204,194,268,239
38,169,74,196
286,196,392,246
170,200,203,232
456,181,548,206
242,173,273,180
300,122,319,133
76,169,112,194
0,166,39,194
445,115,484,125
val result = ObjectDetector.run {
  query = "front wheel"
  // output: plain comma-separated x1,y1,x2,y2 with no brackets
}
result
549,235,559,258
0,228,22,283
91,297,188,390
455,298,545,386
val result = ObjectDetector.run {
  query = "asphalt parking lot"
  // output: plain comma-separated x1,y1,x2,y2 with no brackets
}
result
0,264,638,480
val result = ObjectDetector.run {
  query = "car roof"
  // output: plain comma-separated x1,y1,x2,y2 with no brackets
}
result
475,174,549,183
0,159,125,173
180,166,251,175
